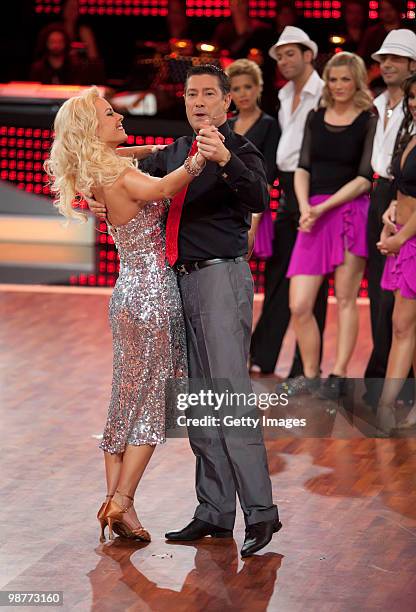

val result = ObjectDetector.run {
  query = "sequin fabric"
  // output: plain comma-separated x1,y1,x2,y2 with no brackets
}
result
99,199,187,454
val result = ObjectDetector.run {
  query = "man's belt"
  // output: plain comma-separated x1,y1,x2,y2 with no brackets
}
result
175,256,246,275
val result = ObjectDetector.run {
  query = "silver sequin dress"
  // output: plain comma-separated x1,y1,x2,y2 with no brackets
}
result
99,199,187,454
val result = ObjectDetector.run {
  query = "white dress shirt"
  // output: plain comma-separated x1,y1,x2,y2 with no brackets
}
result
276,70,324,173
371,91,404,179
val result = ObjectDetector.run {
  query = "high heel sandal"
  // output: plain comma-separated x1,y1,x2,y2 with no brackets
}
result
105,490,151,542
97,494,114,543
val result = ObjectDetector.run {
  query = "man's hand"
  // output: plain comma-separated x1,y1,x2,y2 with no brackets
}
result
85,195,107,220
382,200,397,234
196,126,230,165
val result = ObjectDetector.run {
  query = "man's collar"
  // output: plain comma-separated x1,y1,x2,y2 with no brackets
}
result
218,120,232,138
374,90,404,113
302,70,323,95
280,70,322,99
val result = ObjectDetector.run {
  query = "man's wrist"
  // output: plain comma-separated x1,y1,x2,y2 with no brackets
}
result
218,150,231,167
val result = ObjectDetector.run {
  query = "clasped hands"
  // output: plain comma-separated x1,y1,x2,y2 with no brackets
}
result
189,125,228,169
298,203,326,232
86,126,228,219
377,201,402,256
195,125,229,165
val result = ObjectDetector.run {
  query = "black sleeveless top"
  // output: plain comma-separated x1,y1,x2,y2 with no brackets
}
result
392,143,416,198
298,108,377,196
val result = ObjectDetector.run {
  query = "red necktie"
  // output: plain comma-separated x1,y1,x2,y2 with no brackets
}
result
165,139,198,266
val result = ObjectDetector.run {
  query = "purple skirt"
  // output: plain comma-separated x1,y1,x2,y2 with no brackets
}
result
287,193,370,277
381,224,416,300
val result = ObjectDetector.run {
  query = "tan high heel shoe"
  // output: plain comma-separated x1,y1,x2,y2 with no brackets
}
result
105,490,151,542
97,494,114,542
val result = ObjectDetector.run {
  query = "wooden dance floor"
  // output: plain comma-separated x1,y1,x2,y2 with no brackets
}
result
1,286,416,611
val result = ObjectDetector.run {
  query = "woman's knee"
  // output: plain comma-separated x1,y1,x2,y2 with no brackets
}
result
392,312,416,340
335,289,357,310
290,297,314,319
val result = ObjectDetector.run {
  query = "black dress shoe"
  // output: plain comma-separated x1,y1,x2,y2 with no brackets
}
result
240,519,282,558
165,518,233,541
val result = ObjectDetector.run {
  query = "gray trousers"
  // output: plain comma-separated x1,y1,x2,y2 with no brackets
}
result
179,260,278,529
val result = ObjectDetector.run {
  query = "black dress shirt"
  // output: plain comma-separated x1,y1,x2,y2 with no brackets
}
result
139,121,268,262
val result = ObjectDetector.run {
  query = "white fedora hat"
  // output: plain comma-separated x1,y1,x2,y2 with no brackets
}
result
268,26,318,61
372,29,416,62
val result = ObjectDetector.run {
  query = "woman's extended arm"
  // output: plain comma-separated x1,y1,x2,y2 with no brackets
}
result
123,153,205,202
294,168,311,213
117,144,165,160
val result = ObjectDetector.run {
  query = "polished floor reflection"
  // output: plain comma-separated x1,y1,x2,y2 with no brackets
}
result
1,286,415,611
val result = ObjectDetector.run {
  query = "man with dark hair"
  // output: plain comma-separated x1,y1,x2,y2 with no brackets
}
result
89,65,281,557
184,63,231,95
250,27,328,389
364,29,416,402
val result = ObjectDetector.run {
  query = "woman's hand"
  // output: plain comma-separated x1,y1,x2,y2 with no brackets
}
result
377,224,403,255
194,152,206,169
299,203,325,232
298,205,310,230
382,200,397,234
85,195,107,220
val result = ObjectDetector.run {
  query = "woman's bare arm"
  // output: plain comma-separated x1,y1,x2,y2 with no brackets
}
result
294,168,311,213
123,154,204,201
117,144,166,160
316,176,371,213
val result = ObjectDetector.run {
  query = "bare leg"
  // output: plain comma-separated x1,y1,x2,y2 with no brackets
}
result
289,274,325,378
397,332,416,427
378,292,416,430
332,252,366,376
104,451,123,496
112,443,156,530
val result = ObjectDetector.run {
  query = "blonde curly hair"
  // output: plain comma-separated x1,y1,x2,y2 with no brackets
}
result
321,52,373,111
44,86,134,221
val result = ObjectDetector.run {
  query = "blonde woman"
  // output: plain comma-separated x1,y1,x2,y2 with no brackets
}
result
45,87,206,542
226,59,279,187
281,52,377,399
226,58,279,263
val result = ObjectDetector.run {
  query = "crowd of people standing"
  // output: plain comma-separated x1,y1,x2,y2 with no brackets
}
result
228,25,416,435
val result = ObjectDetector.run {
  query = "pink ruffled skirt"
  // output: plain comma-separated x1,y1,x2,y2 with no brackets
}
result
381,224,416,300
287,193,370,277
